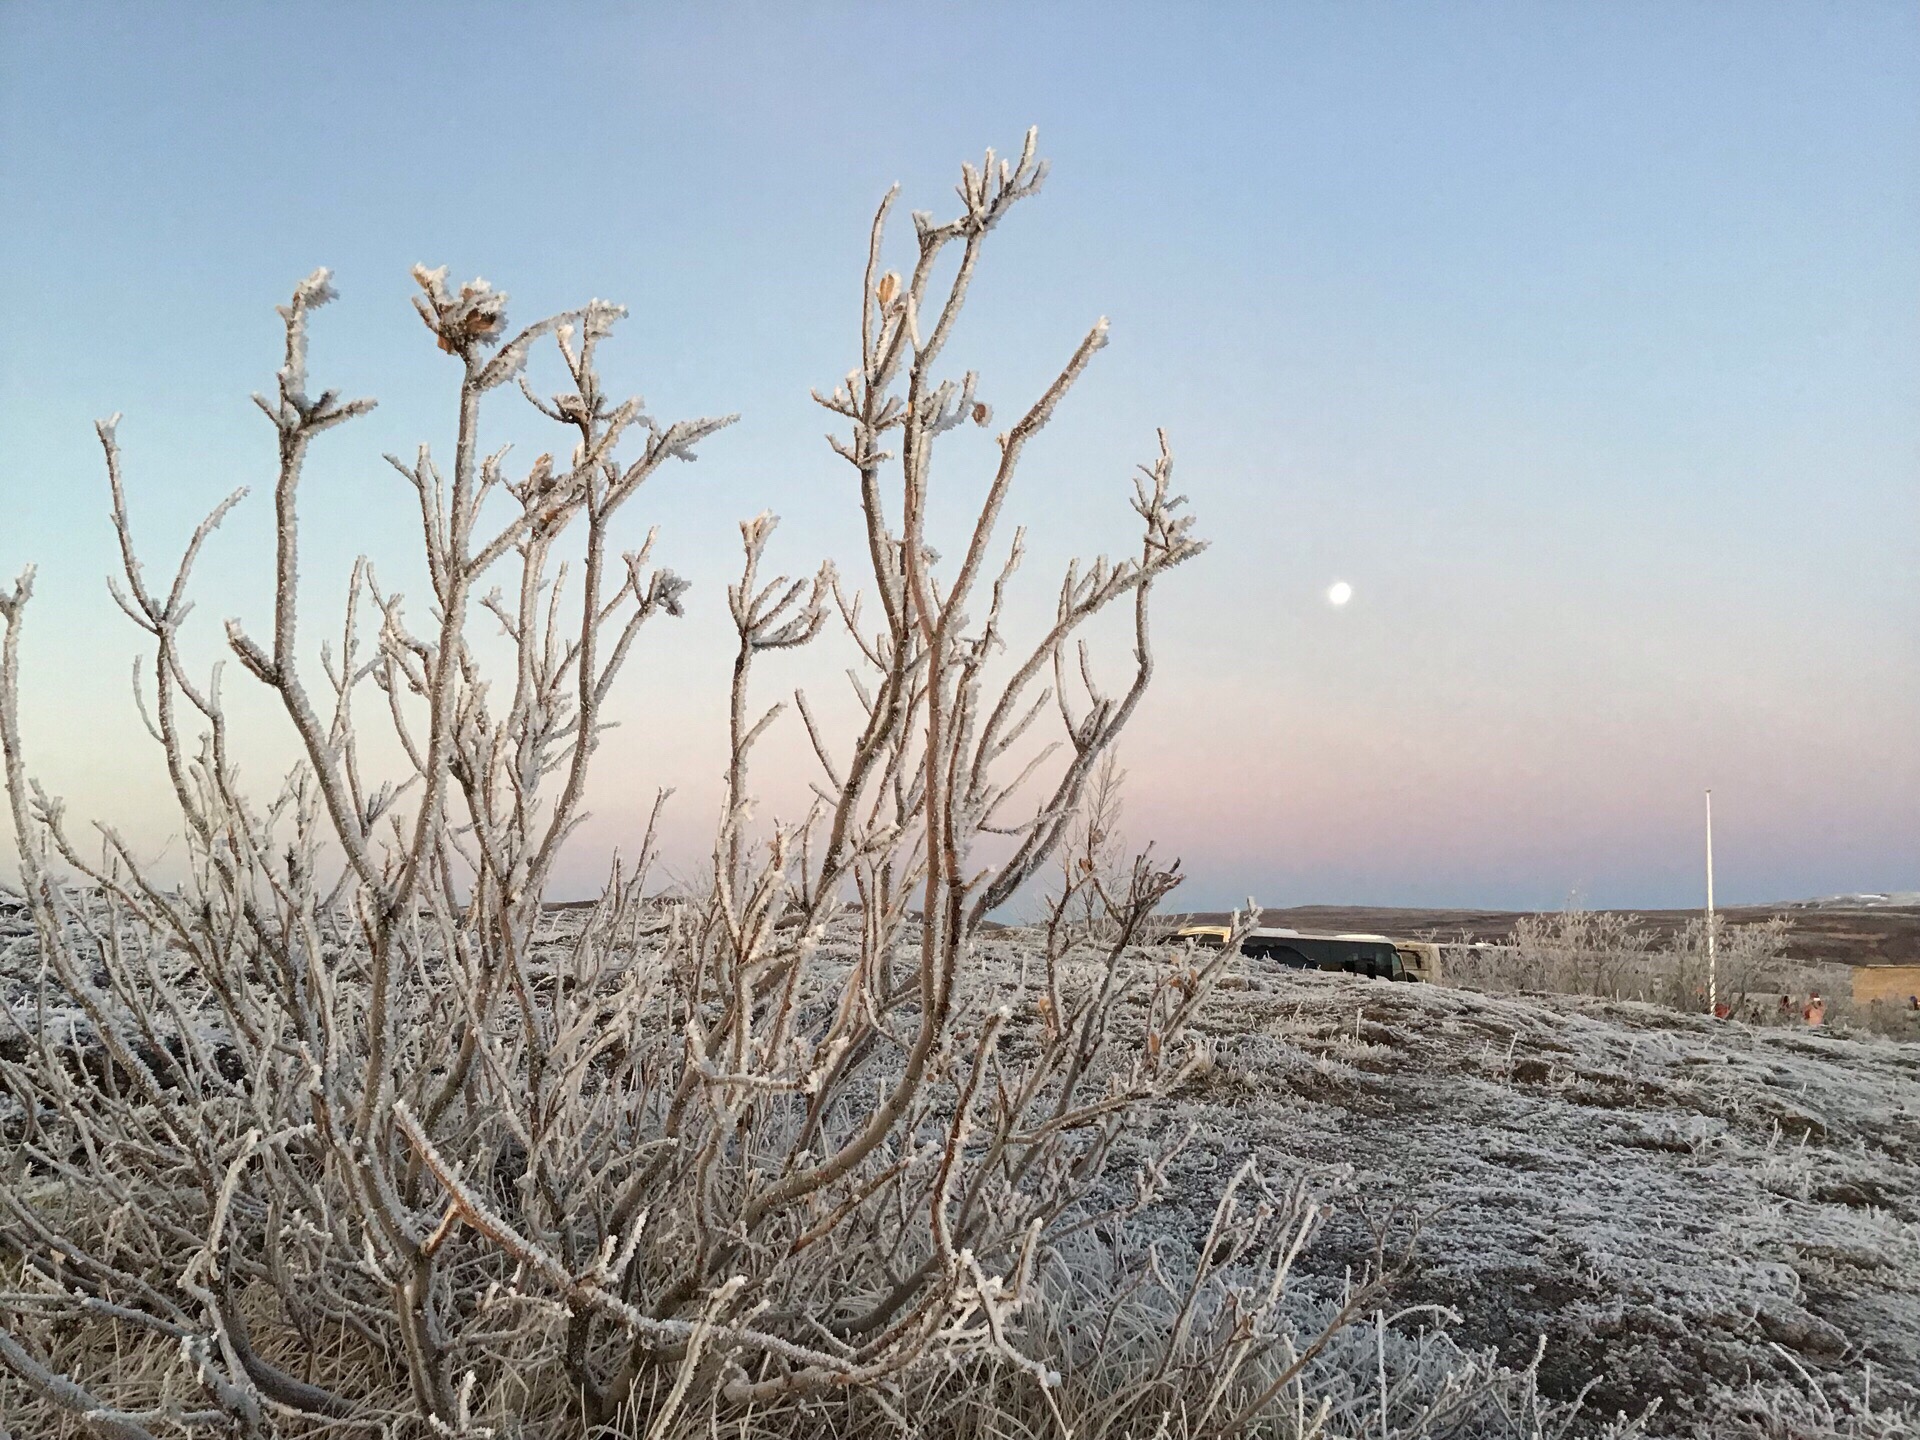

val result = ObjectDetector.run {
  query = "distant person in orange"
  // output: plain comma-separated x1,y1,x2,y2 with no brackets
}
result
1803,992,1825,1026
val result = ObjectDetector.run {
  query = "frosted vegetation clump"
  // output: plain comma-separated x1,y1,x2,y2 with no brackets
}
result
0,134,1407,1438
1441,908,1918,1036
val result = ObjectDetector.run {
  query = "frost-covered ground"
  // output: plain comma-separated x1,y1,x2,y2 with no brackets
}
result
1012,936,1920,1434
7,899,1916,1436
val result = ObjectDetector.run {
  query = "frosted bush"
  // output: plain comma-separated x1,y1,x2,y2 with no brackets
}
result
0,133,1518,1439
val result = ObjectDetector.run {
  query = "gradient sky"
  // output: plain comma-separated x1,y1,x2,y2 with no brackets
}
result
2,3,1916,910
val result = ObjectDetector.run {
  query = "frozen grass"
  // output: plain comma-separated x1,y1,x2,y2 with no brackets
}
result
2,903,1662,1439
1078,939,1920,1437
6,905,1915,1435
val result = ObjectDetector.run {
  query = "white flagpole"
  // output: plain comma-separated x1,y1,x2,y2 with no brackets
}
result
1705,789,1717,1015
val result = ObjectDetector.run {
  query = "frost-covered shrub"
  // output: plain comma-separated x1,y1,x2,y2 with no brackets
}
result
4,129,1741,1440
0,133,1559,1439
1443,909,1808,1017
1443,909,1920,1047
1718,1367,1917,1439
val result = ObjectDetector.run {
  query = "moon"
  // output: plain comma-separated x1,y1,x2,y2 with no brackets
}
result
1326,581,1353,607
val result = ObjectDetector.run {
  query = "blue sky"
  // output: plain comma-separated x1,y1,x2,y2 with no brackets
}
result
2,3,1916,908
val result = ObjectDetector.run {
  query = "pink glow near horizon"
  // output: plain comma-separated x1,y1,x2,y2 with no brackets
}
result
2,6,1914,911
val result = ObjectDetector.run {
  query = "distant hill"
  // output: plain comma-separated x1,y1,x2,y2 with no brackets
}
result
1793,891,1920,909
